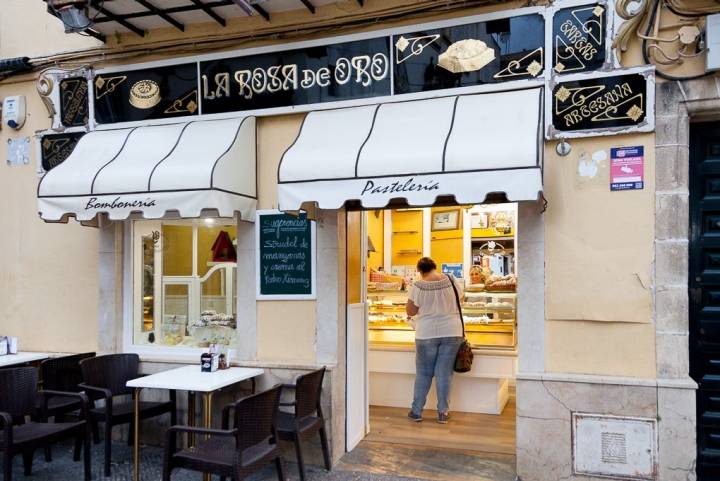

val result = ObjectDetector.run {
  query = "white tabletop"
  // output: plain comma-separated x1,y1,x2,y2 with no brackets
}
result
126,365,264,392
0,352,49,367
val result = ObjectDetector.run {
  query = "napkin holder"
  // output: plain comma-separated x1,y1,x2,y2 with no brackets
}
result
200,352,219,372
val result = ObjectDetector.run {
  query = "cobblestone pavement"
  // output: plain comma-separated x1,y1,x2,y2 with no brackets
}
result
2,440,516,481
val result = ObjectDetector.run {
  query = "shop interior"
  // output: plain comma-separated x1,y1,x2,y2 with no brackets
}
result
349,204,518,453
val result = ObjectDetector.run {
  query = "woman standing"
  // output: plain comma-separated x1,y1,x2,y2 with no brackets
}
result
406,257,464,424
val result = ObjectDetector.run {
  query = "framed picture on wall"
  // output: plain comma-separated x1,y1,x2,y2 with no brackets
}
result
471,212,489,229
431,209,460,231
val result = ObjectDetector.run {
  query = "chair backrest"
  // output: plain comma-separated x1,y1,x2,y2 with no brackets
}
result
0,367,38,422
41,352,96,392
80,353,139,397
294,367,326,420
233,384,282,452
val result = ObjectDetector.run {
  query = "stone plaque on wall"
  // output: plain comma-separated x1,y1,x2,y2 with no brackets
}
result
572,413,657,479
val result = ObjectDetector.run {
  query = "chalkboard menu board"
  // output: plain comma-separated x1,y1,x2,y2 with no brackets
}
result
256,211,316,299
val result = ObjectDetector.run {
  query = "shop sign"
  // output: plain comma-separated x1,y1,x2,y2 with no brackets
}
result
201,38,391,113
93,63,199,124
91,11,552,123
40,132,85,171
552,3,607,74
59,77,89,127
610,146,644,191
393,14,545,95
552,72,648,133
256,211,316,300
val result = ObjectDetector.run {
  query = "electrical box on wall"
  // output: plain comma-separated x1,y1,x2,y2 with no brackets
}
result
2,96,26,130
707,14,720,71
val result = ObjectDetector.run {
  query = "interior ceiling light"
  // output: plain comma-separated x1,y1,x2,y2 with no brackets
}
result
46,0,95,33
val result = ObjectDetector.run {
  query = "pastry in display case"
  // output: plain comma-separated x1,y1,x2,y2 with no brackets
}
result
188,310,237,346
368,276,517,350
462,282,516,349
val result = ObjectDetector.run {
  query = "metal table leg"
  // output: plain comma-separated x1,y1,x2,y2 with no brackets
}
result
133,387,143,481
202,392,214,481
187,391,195,447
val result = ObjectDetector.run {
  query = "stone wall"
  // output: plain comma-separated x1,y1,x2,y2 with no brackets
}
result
515,78,703,481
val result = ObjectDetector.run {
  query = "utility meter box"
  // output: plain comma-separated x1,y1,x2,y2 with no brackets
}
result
2,96,26,130
707,14,720,71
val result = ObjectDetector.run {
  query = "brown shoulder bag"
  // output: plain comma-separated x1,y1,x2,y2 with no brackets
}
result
447,274,474,373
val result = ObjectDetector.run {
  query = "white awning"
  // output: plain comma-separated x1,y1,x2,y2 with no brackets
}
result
38,117,257,222
278,88,543,210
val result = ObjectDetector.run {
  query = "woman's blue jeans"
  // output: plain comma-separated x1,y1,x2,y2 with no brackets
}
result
411,336,464,415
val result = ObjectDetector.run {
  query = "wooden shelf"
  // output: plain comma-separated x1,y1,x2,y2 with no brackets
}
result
393,230,419,234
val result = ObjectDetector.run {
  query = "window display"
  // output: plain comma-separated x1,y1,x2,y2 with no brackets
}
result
133,220,237,348
367,204,518,350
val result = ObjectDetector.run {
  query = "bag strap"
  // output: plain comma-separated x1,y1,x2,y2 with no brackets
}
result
446,274,466,338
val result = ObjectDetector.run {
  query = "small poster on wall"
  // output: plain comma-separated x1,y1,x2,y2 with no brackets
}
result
256,210,316,300
610,146,644,191
441,263,463,279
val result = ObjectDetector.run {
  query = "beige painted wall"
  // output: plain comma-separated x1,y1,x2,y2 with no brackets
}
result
0,0,101,59
255,114,320,362
543,133,656,377
0,80,99,353
257,301,317,362
544,134,655,323
545,321,656,377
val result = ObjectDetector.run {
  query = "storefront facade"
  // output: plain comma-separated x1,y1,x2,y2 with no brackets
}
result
0,0,709,479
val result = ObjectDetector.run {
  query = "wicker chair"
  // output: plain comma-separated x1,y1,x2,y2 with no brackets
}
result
0,367,92,481
38,352,96,461
162,385,285,481
276,367,330,481
79,353,177,477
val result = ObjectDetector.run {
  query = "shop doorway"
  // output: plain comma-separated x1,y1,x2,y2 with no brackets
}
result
346,205,518,456
689,122,720,480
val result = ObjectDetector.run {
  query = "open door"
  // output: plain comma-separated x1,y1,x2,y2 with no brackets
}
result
346,211,368,451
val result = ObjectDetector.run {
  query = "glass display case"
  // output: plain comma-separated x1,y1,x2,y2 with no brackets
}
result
368,286,517,350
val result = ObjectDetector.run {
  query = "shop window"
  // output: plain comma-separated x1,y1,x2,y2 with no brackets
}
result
133,220,238,349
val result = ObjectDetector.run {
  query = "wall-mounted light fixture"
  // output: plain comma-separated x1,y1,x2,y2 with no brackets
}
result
46,0,94,33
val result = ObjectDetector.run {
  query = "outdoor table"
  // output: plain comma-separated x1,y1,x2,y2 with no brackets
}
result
126,365,264,481
0,351,49,368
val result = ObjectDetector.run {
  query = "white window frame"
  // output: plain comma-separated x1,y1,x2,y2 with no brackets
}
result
123,219,239,359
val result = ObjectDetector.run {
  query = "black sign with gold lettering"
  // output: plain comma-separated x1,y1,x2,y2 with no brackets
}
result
200,38,391,114
93,63,198,124
41,132,85,171
552,73,647,131
394,14,545,95
59,77,89,127
552,4,607,74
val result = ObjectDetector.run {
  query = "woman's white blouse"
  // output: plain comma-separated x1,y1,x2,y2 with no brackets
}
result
407,275,464,340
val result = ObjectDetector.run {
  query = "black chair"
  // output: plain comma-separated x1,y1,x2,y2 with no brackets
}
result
162,385,285,481
79,353,177,477
276,367,330,481
0,367,91,481
38,352,97,461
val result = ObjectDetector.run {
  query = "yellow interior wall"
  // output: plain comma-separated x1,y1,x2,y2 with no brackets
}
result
391,210,423,267
0,80,99,354
545,321,656,378
347,211,362,305
162,225,193,276
430,207,463,267
256,301,316,362
367,210,385,272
